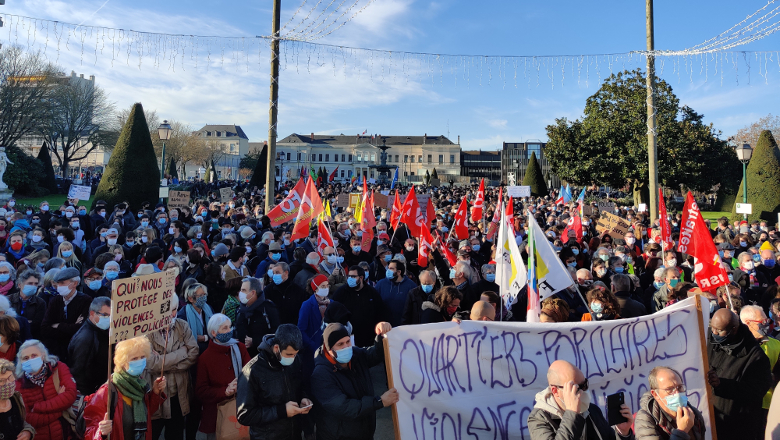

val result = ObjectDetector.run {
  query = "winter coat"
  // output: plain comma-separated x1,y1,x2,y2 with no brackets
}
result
309,335,386,440
236,335,312,440
652,285,673,312
83,381,164,440
235,294,281,357
9,291,47,339
318,262,347,294
707,324,772,440
196,340,250,434
40,291,91,363
16,361,78,440
375,276,417,327
262,278,308,326
144,318,199,419
401,285,429,325
68,319,111,395
292,264,319,292
331,284,383,348
420,296,456,324
633,391,705,440
527,387,633,440
614,291,647,318
7,391,36,439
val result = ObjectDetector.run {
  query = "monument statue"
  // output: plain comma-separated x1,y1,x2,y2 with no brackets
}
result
0,147,14,190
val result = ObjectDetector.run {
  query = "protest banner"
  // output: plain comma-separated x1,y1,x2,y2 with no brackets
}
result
582,205,594,216
506,185,531,198
220,187,233,203
67,184,92,200
595,211,631,239
168,190,191,209
335,193,350,209
109,270,176,344
373,193,389,211
349,193,362,209
597,201,616,213
384,296,715,440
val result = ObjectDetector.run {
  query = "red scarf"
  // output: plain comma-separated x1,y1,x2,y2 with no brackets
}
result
0,281,14,296
323,346,351,370
0,342,16,362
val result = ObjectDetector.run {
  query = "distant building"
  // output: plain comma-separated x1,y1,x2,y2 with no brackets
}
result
460,150,501,185
501,141,561,188
276,133,466,184
194,124,250,180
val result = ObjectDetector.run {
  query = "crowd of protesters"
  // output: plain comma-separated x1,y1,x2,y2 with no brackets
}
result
0,177,778,440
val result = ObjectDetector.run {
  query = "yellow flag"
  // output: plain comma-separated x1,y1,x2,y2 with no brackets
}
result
325,200,332,218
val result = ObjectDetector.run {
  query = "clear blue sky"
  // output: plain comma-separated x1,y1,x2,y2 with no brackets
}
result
5,0,780,149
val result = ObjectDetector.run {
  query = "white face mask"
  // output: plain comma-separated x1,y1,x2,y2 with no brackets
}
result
239,291,250,304
306,258,320,266
316,287,329,298
57,285,71,296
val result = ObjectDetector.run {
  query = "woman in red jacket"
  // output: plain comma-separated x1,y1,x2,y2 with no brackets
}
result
15,339,78,440
195,313,250,438
83,336,167,440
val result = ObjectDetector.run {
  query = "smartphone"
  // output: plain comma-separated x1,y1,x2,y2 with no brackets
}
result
301,403,313,410
606,392,627,426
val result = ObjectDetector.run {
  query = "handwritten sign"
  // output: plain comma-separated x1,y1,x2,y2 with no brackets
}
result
220,187,233,203
597,201,616,213
335,194,350,208
595,211,631,239
109,270,176,344
349,193,362,209
506,185,531,198
67,184,92,201
168,190,190,209
384,297,714,440
373,193,389,211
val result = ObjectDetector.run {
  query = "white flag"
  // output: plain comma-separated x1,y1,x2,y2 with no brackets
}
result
495,207,527,311
528,213,575,301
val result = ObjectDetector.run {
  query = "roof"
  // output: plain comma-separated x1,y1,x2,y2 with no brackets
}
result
278,133,457,146
196,125,249,140
462,150,500,156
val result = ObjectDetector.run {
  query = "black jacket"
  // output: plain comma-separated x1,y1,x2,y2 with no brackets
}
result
614,291,647,318
309,335,386,440
401,286,430,325
331,284,383,348
68,319,111,395
9,292,47,340
236,335,312,440
235,295,281,357
707,324,772,440
262,278,307,326
469,279,499,310
40,291,91,363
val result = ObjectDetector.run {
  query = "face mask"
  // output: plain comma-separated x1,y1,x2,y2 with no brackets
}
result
337,256,345,264
96,316,111,330
727,273,734,282
196,233,202,239
57,285,71,296
168,227,176,235
711,332,729,344
239,292,250,304
159,218,167,225
22,285,37,296
266,269,274,278
347,277,358,288
472,244,481,252
572,248,580,256
667,259,677,267
740,241,747,247
31,235,42,243
614,266,624,273
327,255,338,264
664,392,688,412
126,358,146,376
485,273,496,283
195,295,208,309
22,357,43,374
377,240,385,246
62,250,73,258
26,210,32,216
105,271,119,280
271,253,281,261
385,269,395,279
141,221,149,228
449,268,457,279
141,236,149,244
352,246,362,253
41,205,49,212
315,287,329,298
272,274,283,285
441,226,449,233
0,274,9,284
88,280,102,290
215,330,233,343
72,222,80,230
596,268,607,277
57,235,65,243
599,254,609,262
422,284,434,293
590,302,604,314
653,281,665,289
0,381,15,400
626,237,636,245
758,322,772,337
765,259,777,268
174,246,182,253
744,261,755,270
107,238,117,246
79,209,86,216
334,346,353,363
65,211,73,218
406,246,415,252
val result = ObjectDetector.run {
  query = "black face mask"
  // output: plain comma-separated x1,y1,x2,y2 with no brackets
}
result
711,333,729,344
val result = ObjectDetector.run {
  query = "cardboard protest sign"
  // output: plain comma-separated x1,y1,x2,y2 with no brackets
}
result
597,201,616,213
384,297,715,440
373,193,389,211
582,205,594,216
506,185,531,198
335,194,350,209
220,187,233,203
168,190,191,209
67,184,92,201
109,270,176,344
595,211,631,239
158,187,169,198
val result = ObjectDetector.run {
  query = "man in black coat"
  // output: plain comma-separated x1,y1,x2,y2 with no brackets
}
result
236,325,313,440
707,308,772,440
236,277,281,358
40,267,91,363
611,274,647,318
310,322,397,440
331,266,383,347
68,296,112,395
401,270,437,325
264,262,307,326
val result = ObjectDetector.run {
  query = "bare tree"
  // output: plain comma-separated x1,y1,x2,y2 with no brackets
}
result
0,47,59,148
39,79,116,176
732,114,780,148
201,138,228,182
151,120,203,176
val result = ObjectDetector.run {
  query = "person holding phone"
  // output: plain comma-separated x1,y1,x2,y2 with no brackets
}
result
634,366,705,440
528,359,634,440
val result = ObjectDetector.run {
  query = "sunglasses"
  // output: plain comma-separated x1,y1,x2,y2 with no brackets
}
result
550,379,589,392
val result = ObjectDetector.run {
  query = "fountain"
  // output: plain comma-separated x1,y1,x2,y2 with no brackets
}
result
368,138,398,185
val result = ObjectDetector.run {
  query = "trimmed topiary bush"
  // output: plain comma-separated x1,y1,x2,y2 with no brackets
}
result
36,142,58,194
522,151,548,196
6,145,46,197
167,157,178,180
248,144,268,189
93,103,160,210
731,130,780,221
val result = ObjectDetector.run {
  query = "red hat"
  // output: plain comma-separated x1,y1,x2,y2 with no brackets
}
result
310,274,329,290
378,232,390,240
740,220,748,226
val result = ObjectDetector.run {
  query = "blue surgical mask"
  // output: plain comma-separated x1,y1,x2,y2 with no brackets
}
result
386,269,395,279
195,295,208,309
590,302,604,314
96,316,111,330
22,357,43,374
449,268,457,279
653,281,665,289
347,277,358,288
0,274,9,283
765,259,777,268
473,244,481,252
126,358,146,376
267,269,274,278
753,254,762,262
485,273,496,283
79,209,87,216
377,240,385,246
614,266,624,273
105,271,119,280
159,218,167,225
334,346,353,363
277,348,295,366
272,274,283,285
62,250,73,258
88,280,102,290
22,285,37,296
174,246,182,253
664,392,688,412
337,256,345,264
572,249,580,255
422,284,434,293
352,246,362,253
271,253,281,261
384,254,392,262
215,330,233,343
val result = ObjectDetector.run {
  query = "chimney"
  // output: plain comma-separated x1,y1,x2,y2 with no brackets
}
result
89,75,95,81
80,74,84,79
423,133,426,144
310,133,314,141
458,135,460,145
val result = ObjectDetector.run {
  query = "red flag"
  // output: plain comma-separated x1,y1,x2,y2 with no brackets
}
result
435,231,458,267
506,196,514,219
658,188,675,251
471,178,485,222
451,197,469,240
316,217,335,257
678,191,729,291
390,192,402,229
328,166,339,182
418,226,434,268
291,178,324,241
400,186,423,238
562,215,583,244
486,187,503,240
266,178,306,227
360,191,376,252
425,198,435,228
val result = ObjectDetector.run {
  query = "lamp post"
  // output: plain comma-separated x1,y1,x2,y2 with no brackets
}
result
157,120,172,178
736,142,753,221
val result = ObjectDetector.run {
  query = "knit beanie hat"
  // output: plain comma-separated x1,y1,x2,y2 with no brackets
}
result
323,323,350,351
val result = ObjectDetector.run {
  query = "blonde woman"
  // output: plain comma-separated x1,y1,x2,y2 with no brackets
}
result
83,336,166,440
56,241,82,274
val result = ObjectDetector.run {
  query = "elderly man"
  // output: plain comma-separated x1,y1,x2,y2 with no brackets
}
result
452,300,495,323
740,304,780,428
264,262,308,326
634,366,706,440
707,308,771,439
235,276,280,357
652,267,680,312
40,267,91,362
68,296,112,395
318,246,347,293
757,248,780,286
528,359,634,440
292,252,321,290
254,241,285,278
402,270,437,325
91,227,121,265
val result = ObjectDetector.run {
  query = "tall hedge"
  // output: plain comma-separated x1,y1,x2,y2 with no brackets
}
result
36,142,58,194
731,130,780,221
5,145,46,196
93,103,160,210
523,151,548,196
167,157,178,180
249,143,268,189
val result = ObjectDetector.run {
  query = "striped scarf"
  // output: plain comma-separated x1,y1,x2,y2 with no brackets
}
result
26,362,49,387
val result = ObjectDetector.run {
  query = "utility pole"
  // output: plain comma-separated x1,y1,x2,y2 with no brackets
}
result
265,0,281,213
646,0,659,223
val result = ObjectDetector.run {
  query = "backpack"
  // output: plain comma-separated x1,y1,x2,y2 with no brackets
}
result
73,382,118,439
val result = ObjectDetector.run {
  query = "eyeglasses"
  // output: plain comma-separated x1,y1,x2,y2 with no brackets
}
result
0,375,13,386
656,384,686,395
550,379,589,392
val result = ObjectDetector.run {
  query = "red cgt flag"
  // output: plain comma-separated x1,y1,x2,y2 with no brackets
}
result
390,192,403,230
360,191,376,252
451,197,469,240
418,225,435,268
316,217,335,257
658,188,675,251
435,231,458,267
486,187,503,240
266,178,306,227
471,178,485,222
290,178,324,241
562,214,583,244
400,186,423,238
678,191,729,292
425,198,435,229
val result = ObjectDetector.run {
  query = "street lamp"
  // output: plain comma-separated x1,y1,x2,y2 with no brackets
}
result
157,120,172,177
736,142,753,220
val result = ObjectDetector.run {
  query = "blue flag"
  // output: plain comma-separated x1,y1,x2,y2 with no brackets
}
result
391,167,399,190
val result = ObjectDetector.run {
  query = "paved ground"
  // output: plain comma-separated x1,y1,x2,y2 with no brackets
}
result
372,363,397,440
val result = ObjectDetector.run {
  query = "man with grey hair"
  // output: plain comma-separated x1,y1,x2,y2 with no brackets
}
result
472,264,499,302
264,261,307,326
634,366,705,439
68,296,112,395
740,304,780,423
40,267,91,362
402,270,437,325
9,269,45,339
445,260,477,312
236,277,280,357
611,273,646,318
652,267,681,313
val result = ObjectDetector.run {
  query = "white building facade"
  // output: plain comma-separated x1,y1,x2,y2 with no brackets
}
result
193,124,250,180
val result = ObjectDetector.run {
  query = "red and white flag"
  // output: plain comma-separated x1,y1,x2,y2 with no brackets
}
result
290,178,324,241
451,197,469,240
390,192,403,230
471,178,485,222
486,187,503,240
316,217,335,257
425,198,435,229
400,186,423,238
658,188,675,251
562,215,583,244
678,191,729,292
435,231,458,267
418,226,435,268
266,178,306,227
360,191,376,252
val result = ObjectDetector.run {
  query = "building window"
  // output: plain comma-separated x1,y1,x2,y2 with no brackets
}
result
341,170,345,177
216,131,221,137
395,155,399,162
404,155,408,163
418,155,423,163
439,155,444,164
370,171,375,178
427,154,432,163
347,154,352,162
404,171,408,177
411,172,415,176
450,155,455,164
286,152,291,160
318,154,323,162
325,154,329,162
370,153,375,162
357,153,362,162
